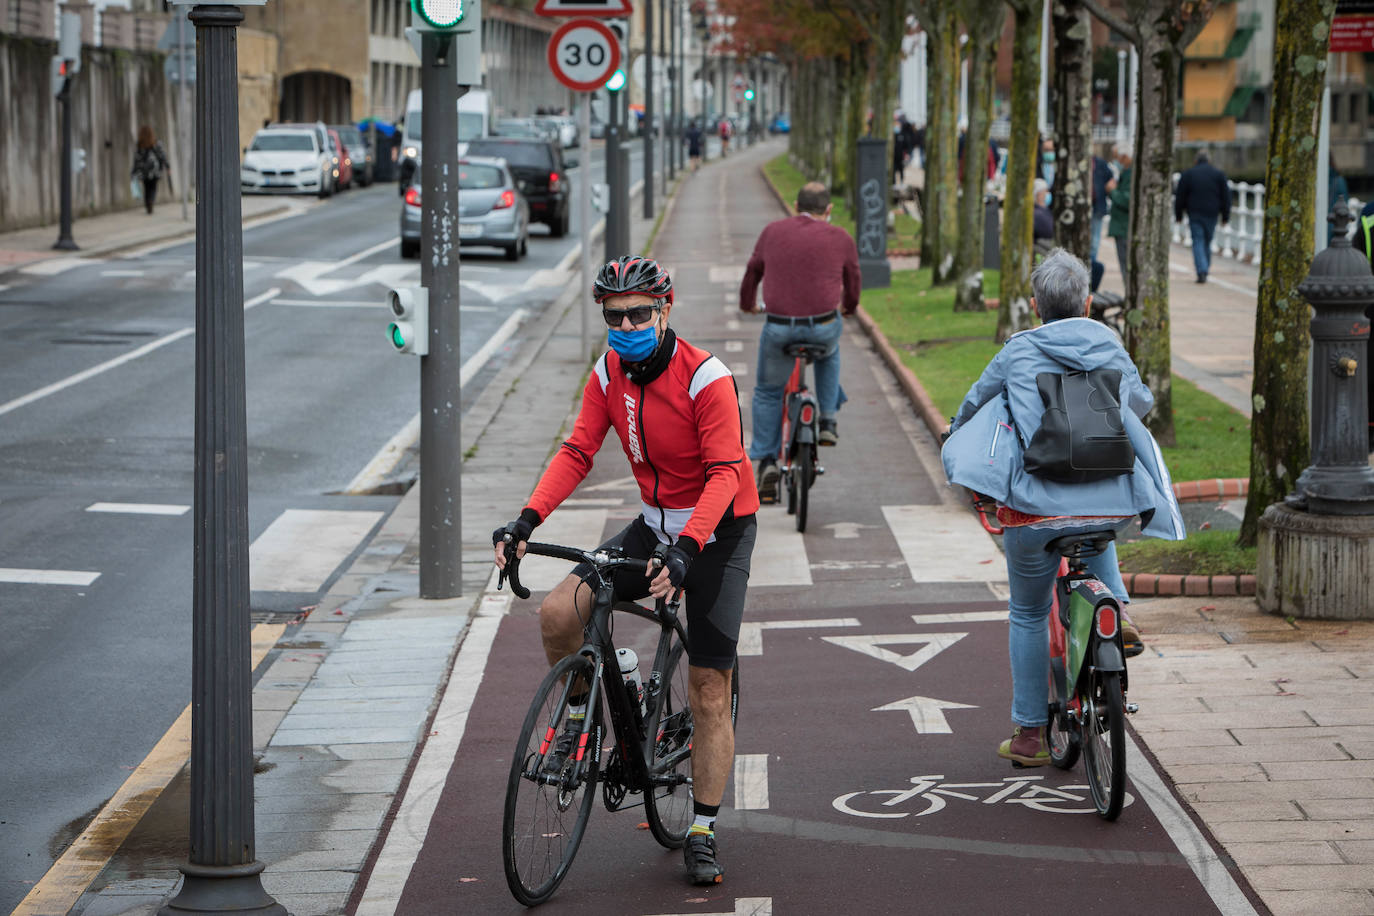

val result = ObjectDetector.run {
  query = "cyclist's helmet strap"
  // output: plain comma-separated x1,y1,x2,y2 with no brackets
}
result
593,255,674,305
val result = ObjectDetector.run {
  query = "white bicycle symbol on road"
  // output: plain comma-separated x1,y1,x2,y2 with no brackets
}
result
833,774,1136,818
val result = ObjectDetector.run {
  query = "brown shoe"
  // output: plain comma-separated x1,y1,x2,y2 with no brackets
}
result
1121,609,1143,657
997,725,1050,767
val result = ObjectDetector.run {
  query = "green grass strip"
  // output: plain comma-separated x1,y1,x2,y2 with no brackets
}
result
1116,529,1257,576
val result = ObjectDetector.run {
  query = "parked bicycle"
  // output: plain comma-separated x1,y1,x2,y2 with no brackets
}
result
774,342,828,532
496,538,739,906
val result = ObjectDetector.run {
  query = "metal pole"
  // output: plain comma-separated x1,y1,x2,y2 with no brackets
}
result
1038,0,1050,135
662,0,672,185
1127,44,1138,150
606,89,621,261
643,0,655,219
54,76,78,250
158,8,282,912
1115,48,1126,151
420,32,462,599
178,9,189,223
579,93,591,361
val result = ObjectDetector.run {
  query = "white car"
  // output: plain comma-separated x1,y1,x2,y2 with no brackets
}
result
241,128,335,198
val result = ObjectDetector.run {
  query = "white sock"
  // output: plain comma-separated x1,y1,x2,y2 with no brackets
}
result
689,814,715,835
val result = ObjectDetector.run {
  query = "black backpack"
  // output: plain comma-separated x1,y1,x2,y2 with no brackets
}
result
1022,368,1136,484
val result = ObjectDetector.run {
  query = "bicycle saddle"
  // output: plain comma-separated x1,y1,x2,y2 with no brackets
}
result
1045,530,1117,559
782,343,830,360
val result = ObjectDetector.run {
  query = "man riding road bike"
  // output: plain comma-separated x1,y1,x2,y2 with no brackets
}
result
494,256,759,886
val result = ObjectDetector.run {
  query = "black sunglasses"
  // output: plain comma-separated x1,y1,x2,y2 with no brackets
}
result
602,304,662,328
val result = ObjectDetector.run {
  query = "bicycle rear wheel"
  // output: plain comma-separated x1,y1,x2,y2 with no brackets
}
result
794,443,813,533
503,654,599,906
1081,669,1126,820
1047,657,1080,769
645,649,739,849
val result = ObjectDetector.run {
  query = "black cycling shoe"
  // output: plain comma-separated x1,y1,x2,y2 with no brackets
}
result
819,419,838,446
541,717,583,777
683,831,724,885
756,458,779,503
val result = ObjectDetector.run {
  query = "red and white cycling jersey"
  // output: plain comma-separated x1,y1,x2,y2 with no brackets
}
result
526,338,759,550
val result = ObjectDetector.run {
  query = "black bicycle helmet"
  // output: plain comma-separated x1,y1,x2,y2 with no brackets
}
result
593,256,674,304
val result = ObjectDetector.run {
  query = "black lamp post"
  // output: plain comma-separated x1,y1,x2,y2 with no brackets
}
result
158,3,284,914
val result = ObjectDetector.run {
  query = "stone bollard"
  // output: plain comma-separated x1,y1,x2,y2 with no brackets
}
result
1258,202,1374,618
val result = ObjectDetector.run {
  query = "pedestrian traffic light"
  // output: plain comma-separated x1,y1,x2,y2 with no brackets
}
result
387,286,429,356
744,87,755,101
71,148,87,175
592,182,609,213
605,19,627,92
51,57,71,95
411,0,465,30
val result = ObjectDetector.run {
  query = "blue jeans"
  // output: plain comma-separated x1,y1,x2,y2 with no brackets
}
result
1089,213,1106,264
1189,215,1217,278
748,316,845,461
1003,523,1129,728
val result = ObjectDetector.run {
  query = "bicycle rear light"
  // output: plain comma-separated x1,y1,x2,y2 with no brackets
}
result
1095,604,1118,640
800,404,814,425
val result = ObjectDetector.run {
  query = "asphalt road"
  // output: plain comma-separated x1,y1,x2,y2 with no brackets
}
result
0,137,650,911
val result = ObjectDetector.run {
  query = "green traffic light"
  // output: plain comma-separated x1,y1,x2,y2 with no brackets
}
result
744,89,755,101
389,323,406,349
606,69,627,92
412,0,464,28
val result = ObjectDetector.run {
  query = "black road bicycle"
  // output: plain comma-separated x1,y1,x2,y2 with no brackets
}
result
496,538,739,906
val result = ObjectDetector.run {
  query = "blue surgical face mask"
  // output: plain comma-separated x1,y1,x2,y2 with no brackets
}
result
608,325,658,362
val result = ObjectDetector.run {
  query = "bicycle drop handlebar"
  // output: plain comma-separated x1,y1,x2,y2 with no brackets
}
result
497,538,658,600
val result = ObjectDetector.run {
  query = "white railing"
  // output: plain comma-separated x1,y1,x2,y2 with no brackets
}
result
1168,173,1363,263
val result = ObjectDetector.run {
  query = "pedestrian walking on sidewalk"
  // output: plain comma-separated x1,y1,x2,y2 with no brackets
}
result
685,120,704,171
1174,149,1230,283
494,256,759,887
739,181,861,500
1090,145,1117,266
131,125,171,216
1107,151,1133,287
942,249,1184,766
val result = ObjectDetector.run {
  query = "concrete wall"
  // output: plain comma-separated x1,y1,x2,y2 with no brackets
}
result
0,32,179,232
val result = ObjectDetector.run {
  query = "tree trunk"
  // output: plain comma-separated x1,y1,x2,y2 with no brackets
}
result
839,47,869,203
953,1,1002,311
1124,25,1180,446
1239,0,1336,546
921,13,961,283
1050,0,1092,260
997,0,1043,340
872,1,906,190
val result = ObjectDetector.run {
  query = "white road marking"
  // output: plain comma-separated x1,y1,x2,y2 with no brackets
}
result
0,568,101,586
709,265,745,284
353,614,501,916
732,363,748,376
873,695,978,734
343,307,529,494
822,632,968,672
85,502,189,516
248,509,383,592
911,610,1009,625
726,319,741,331
882,504,1007,582
518,508,608,591
100,269,145,277
560,497,625,507
724,339,744,352
736,617,860,656
733,754,769,810
748,509,813,587
273,237,400,296
822,521,877,539
0,288,279,419
645,899,772,916
19,256,96,276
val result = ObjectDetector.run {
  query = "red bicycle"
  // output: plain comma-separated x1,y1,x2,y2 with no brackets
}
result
775,342,828,532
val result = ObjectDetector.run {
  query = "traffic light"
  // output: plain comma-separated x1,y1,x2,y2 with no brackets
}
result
605,19,627,92
411,0,465,29
51,57,71,96
592,182,609,213
387,286,429,355
744,86,755,102
71,148,87,175
59,11,81,74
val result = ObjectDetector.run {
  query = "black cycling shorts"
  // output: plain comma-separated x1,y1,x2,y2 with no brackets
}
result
571,514,756,670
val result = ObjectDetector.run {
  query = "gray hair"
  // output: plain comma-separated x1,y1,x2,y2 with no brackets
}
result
1031,248,1090,322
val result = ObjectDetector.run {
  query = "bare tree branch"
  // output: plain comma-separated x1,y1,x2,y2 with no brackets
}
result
1082,0,1139,45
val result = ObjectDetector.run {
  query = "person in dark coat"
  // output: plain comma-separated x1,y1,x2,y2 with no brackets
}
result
1173,149,1230,283
685,120,704,171
131,125,171,216
1090,146,1117,265
1107,151,1133,287
1032,178,1054,245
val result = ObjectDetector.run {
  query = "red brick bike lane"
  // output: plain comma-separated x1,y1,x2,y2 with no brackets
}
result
394,595,1246,914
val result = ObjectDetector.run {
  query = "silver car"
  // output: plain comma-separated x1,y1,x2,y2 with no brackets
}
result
400,156,530,261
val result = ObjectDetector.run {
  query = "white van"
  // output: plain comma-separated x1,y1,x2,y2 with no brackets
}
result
398,87,494,190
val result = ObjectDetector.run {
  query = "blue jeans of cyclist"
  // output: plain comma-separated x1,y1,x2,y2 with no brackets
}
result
1003,522,1129,728
747,315,845,462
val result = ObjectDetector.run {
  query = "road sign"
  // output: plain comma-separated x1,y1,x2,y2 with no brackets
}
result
533,0,631,18
547,18,620,92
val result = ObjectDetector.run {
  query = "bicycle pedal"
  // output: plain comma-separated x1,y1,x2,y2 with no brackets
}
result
1125,702,1139,715
815,465,825,475
1123,641,1145,658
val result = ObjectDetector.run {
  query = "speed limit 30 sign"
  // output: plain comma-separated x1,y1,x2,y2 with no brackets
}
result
547,18,620,92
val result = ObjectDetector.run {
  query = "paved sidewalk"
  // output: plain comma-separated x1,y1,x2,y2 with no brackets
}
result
0,195,298,275
60,141,1374,916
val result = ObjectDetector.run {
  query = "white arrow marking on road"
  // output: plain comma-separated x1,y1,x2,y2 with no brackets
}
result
645,898,772,916
274,260,356,297
582,475,639,493
0,568,100,586
823,521,876,539
736,618,859,656
911,610,1009,625
822,632,968,672
874,695,978,735
734,754,769,810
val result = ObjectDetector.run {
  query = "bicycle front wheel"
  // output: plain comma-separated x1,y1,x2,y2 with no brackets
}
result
503,654,599,906
795,443,813,533
1082,669,1126,820
645,649,740,849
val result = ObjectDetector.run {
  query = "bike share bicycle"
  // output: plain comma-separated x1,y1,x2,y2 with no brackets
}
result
772,342,829,532
496,536,739,906
967,491,1141,821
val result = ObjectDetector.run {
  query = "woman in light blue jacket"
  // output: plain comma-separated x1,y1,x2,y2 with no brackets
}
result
944,249,1184,766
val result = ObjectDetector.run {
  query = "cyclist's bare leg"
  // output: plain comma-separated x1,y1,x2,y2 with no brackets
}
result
687,664,734,806
539,573,593,668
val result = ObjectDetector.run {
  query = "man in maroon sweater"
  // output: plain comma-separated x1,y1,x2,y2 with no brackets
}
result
739,182,861,499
